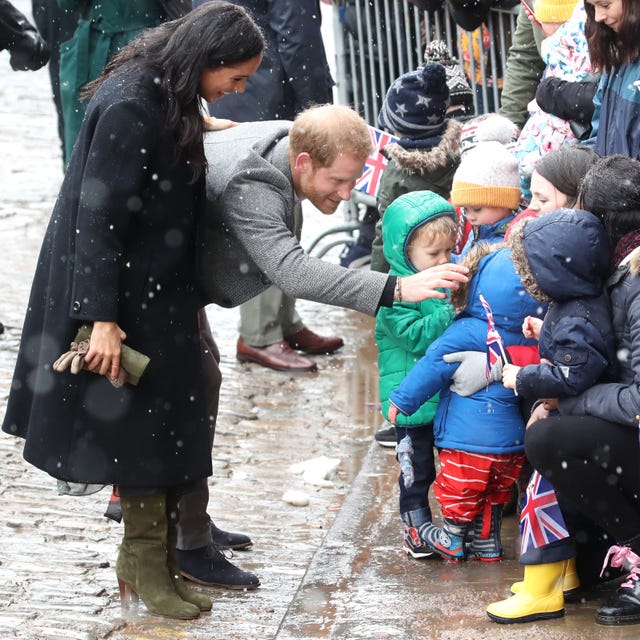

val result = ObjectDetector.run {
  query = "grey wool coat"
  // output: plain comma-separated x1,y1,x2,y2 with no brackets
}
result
197,121,391,316
2,66,211,488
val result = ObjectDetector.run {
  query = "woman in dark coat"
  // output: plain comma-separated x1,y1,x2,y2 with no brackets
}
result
1,1,263,620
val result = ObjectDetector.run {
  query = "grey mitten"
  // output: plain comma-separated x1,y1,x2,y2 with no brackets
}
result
444,350,502,397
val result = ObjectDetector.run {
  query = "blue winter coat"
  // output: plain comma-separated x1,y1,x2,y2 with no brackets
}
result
508,209,617,399
390,246,543,454
456,214,515,260
590,57,640,160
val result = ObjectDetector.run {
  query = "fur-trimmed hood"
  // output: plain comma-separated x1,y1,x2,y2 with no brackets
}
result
451,243,543,334
450,241,503,310
382,118,462,175
508,209,611,303
626,246,640,276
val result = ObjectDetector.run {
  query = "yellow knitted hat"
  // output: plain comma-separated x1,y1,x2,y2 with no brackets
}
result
450,141,521,210
534,0,578,23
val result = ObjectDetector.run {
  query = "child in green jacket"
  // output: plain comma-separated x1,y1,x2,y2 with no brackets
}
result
375,189,458,558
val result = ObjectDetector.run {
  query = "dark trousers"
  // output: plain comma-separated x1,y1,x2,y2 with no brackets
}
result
526,414,640,585
396,423,436,516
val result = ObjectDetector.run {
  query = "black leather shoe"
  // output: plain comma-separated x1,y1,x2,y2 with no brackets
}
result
596,573,640,625
178,544,260,590
211,521,252,550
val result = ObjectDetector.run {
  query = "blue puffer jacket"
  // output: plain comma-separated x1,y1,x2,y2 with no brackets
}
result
390,246,543,454
590,57,640,160
456,214,515,260
509,209,617,398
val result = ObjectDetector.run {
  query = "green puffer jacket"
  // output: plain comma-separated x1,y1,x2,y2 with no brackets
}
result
375,191,456,426
58,0,167,161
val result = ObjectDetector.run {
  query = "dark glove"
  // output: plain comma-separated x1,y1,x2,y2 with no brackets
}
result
0,0,50,71
9,27,49,71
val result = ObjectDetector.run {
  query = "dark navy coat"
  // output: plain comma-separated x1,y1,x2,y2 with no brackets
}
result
511,209,617,399
197,0,333,121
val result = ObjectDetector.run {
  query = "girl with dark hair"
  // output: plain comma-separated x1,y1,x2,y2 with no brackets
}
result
521,155,640,626
1,1,263,620
584,0,640,159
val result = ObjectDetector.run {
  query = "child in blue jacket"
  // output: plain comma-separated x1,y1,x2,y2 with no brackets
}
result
389,244,543,561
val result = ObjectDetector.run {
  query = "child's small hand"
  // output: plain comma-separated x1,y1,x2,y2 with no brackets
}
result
502,363,520,389
541,398,559,411
526,402,549,428
388,403,400,424
522,316,542,340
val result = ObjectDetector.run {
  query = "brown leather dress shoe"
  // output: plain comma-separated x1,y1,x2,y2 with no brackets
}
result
236,337,317,372
285,327,344,355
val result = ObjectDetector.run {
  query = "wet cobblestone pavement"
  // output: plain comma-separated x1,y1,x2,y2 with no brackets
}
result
1,4,639,639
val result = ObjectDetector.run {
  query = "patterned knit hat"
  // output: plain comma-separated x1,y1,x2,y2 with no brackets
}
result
450,141,521,209
423,40,474,115
534,0,578,23
459,113,520,157
378,62,450,138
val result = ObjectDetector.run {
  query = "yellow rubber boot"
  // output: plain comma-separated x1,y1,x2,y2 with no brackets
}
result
487,561,565,624
510,557,580,597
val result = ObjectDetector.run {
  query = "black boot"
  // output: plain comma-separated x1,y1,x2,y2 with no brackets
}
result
178,543,261,590
596,545,640,625
210,521,252,550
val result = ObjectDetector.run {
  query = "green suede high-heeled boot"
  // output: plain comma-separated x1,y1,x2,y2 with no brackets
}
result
116,492,200,619
165,491,213,612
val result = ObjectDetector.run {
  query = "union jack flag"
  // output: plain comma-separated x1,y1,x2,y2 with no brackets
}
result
479,294,505,379
520,471,570,555
353,126,398,197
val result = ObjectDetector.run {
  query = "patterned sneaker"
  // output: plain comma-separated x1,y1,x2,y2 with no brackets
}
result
420,520,467,562
403,525,435,559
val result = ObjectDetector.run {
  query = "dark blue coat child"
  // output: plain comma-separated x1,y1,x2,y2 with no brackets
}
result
505,209,617,399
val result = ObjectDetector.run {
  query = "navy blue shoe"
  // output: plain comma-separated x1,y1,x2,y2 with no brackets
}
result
178,544,260,590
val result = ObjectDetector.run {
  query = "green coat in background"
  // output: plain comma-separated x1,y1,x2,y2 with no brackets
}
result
58,0,167,161
375,190,456,426
498,4,545,129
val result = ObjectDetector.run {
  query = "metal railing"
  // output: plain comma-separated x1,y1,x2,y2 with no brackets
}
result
331,0,519,125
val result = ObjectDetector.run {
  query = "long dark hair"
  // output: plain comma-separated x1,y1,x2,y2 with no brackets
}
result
534,145,598,207
579,155,640,248
85,2,264,180
584,0,640,72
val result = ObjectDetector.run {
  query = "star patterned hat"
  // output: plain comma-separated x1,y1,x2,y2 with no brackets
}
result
378,62,450,139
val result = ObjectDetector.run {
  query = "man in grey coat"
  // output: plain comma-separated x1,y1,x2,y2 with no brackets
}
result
178,104,469,588
196,0,338,374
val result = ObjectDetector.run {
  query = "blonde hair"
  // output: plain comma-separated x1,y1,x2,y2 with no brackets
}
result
288,104,372,168
409,216,458,249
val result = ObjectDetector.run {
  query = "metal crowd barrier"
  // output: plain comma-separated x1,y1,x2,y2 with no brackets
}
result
331,0,519,125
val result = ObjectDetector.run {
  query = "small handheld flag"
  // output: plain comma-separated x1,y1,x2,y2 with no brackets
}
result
479,294,508,379
520,471,570,555
353,126,398,198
